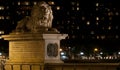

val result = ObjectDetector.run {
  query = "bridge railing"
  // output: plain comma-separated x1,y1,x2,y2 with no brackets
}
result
0,63,119,70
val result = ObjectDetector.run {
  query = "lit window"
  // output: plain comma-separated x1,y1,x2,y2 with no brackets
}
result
108,12,111,16
96,8,98,11
33,2,37,5
71,2,75,5
102,27,105,30
82,16,85,20
86,21,90,25
107,8,110,11
72,7,75,10
18,2,21,5
0,6,4,10
115,26,119,29
96,17,99,21
6,16,10,19
77,7,79,10
0,31,4,34
115,12,119,16
115,35,119,39
0,16,4,19
108,12,113,16
90,31,94,35
16,11,21,15
56,6,60,10
22,11,25,14
77,26,79,30
25,1,29,5
96,22,99,25
108,26,111,30
67,20,70,23
48,1,55,5
72,35,75,38
109,17,112,20
101,35,105,39
97,36,100,39
6,6,9,9
77,2,79,6
96,3,99,7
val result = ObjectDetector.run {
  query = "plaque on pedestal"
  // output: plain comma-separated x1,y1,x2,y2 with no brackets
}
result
43,34,67,63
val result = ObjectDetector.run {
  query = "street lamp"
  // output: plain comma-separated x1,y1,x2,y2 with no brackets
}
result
80,52,84,56
93,48,99,59
94,48,98,52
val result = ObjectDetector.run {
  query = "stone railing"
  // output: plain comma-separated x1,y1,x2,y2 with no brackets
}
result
1,63,120,70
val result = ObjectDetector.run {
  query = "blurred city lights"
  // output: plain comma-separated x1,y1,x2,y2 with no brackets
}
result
118,52,120,55
100,52,103,55
0,52,2,56
94,48,98,52
80,52,84,55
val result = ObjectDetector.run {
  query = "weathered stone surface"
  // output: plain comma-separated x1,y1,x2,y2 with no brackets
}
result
15,1,55,33
1,1,68,70
2,33,45,63
2,33,67,70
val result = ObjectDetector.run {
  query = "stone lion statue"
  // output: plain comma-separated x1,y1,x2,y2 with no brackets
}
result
15,1,54,32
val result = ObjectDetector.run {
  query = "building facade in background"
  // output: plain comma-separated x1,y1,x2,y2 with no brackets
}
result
0,0,120,55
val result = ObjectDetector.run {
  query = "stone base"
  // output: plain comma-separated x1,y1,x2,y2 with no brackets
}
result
2,33,68,70
4,62,44,70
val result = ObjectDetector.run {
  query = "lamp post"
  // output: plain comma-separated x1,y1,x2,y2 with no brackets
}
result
94,48,98,59
94,48,98,52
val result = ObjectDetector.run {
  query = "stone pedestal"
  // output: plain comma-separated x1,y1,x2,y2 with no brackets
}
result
43,34,67,63
2,32,67,70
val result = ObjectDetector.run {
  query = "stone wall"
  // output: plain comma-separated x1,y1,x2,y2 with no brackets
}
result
3,63,119,70
45,63,119,70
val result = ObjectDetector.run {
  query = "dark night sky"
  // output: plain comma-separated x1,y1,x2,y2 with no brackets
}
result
0,0,120,53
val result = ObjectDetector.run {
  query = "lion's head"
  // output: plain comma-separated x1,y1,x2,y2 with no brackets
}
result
30,1,53,28
15,1,54,32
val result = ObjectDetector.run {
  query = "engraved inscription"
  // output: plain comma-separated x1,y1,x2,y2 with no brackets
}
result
10,41,44,60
